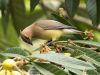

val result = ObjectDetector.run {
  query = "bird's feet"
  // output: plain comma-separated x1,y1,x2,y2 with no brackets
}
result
39,40,66,53
46,40,54,46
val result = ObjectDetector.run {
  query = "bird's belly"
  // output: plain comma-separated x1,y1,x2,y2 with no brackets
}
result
40,30,63,40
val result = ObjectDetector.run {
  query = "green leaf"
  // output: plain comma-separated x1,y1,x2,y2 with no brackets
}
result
34,62,69,75
9,0,44,34
74,40,100,47
51,13,72,25
81,55,100,67
87,70,100,75
1,9,9,33
33,53,95,70
65,45,100,66
66,65,100,75
65,0,80,18
28,65,41,75
86,0,100,26
30,0,40,12
71,49,85,57
0,53,7,61
0,20,4,39
0,43,8,50
6,22,19,46
4,47,29,56
33,63,54,75
9,0,27,33
0,39,15,47
65,67,83,75
0,53,25,58
0,0,9,10
95,65,100,73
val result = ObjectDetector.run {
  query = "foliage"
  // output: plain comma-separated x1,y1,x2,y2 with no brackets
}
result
0,0,100,75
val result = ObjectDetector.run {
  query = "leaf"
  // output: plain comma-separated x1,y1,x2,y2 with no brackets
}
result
34,62,69,75
33,63,54,75
71,49,85,57
28,65,41,75
6,22,19,46
0,39,15,51
4,47,30,56
0,53,25,58
0,43,8,50
81,55,100,67
65,45,100,66
94,65,100,73
9,0,27,33
0,53,7,61
74,40,100,47
0,0,9,10
1,9,9,33
33,53,95,70
87,70,100,75
66,65,100,75
0,39,15,48
51,13,72,25
30,0,40,12
65,67,83,75
0,20,4,39
86,0,100,26
9,0,44,34
0,10,19,49
65,0,80,18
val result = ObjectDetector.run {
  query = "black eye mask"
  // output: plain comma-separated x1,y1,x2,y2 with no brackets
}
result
21,34,33,45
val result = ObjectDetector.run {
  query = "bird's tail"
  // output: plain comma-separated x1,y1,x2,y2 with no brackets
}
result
63,29,83,34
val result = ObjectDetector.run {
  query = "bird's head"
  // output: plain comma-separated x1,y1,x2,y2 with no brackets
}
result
20,30,33,45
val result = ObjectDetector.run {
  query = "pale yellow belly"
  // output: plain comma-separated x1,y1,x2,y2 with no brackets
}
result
40,30,63,40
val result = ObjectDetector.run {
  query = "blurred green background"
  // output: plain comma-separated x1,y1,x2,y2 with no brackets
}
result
0,0,100,51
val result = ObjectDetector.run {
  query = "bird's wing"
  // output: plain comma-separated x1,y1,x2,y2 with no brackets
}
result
35,20,76,30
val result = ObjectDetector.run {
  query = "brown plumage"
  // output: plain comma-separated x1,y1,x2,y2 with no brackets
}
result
20,20,83,45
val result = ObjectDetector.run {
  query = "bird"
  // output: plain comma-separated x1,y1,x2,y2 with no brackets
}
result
20,20,83,45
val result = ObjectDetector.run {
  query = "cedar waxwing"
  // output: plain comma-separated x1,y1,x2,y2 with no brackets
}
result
20,20,83,45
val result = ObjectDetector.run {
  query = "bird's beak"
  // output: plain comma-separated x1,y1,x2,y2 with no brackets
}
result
28,40,33,45
30,42,33,45
20,34,33,45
